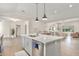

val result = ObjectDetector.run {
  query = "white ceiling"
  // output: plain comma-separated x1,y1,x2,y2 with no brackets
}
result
0,3,79,23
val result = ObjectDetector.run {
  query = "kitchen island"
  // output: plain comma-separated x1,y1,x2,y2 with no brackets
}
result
21,34,64,56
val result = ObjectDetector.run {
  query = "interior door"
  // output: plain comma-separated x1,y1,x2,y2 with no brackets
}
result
25,24,27,34
16,25,21,37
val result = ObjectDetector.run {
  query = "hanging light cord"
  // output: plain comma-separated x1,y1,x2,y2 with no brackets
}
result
36,3,38,18
43,3,47,19
44,3,45,14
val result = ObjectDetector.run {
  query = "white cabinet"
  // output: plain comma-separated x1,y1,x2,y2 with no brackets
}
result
46,40,61,56
21,35,63,56
22,36,32,56
32,40,61,56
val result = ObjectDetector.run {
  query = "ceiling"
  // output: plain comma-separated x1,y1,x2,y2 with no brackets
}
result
0,3,79,23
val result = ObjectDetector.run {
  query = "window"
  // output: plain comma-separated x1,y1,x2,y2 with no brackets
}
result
62,25,74,32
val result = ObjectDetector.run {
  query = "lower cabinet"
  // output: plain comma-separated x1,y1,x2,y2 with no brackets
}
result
22,36,61,56
32,40,61,56
22,36,32,56
46,40,61,56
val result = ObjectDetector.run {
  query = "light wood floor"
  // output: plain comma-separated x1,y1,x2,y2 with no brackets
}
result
1,36,79,56
2,37,23,56
61,38,79,56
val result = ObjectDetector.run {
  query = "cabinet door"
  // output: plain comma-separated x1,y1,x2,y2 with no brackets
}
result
46,40,61,56
54,40,61,56
21,36,25,48
23,37,32,56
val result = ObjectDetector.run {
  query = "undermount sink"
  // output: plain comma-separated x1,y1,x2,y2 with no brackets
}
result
29,35,37,37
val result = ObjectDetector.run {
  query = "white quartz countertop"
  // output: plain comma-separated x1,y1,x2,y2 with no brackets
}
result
22,34,64,44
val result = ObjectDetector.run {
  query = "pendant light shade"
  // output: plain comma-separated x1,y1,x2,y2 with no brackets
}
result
42,13,47,20
36,17,39,21
42,3,47,20
35,3,39,22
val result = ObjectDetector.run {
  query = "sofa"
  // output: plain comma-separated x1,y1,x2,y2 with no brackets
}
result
71,32,79,38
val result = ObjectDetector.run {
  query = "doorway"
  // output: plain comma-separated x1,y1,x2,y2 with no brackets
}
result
16,25,21,37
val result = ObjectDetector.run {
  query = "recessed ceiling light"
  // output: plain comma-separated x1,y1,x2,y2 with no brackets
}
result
69,4,73,8
54,10,57,14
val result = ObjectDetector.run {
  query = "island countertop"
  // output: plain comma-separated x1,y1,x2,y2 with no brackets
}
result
23,35,64,44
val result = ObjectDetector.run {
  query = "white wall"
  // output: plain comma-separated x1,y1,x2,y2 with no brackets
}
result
29,20,46,34
0,22,3,34
14,21,29,35
0,20,11,37
0,20,29,37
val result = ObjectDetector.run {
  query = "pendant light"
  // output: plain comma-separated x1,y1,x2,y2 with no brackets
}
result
35,3,39,22
42,3,47,20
